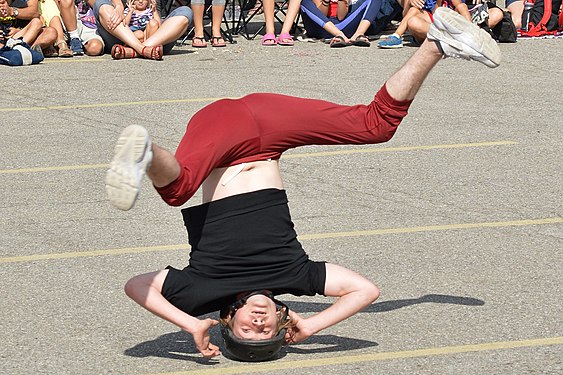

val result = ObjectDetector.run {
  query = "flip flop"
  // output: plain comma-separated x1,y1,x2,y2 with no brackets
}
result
192,36,207,48
352,34,371,47
329,35,349,48
211,36,226,47
261,33,277,46
276,32,294,46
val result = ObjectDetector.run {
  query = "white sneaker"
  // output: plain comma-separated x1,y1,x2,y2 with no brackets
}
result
428,7,501,68
105,125,153,211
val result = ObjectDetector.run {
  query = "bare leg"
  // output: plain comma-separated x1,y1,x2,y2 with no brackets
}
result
147,144,181,188
191,4,206,40
385,40,442,101
279,0,301,35
84,39,104,56
143,15,188,47
98,4,145,53
59,0,78,33
263,0,275,36
211,5,226,38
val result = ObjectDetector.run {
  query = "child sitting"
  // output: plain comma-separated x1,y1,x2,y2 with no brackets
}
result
378,0,438,48
39,0,73,57
124,0,161,42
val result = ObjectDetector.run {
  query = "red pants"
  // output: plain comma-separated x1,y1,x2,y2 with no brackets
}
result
156,84,412,206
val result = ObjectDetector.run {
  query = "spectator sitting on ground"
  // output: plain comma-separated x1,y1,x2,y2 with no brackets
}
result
124,0,160,42
378,0,444,48
91,0,192,60
73,0,103,55
58,0,84,54
39,0,73,57
505,0,523,29
0,0,57,52
190,0,226,48
282,0,400,47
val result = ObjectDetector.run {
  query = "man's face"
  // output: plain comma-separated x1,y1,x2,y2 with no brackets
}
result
230,294,278,340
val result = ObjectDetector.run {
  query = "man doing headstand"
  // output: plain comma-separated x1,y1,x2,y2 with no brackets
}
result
106,7,501,361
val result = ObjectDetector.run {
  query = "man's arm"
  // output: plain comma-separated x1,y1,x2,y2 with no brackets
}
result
287,263,380,343
10,0,40,20
124,270,221,358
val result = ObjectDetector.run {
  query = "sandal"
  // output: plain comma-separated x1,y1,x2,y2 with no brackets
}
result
57,41,73,57
111,44,137,59
329,35,349,48
276,32,294,46
351,34,371,47
141,45,163,60
192,36,207,48
261,33,277,46
211,36,226,47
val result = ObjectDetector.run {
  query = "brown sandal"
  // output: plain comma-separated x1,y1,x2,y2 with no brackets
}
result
57,41,73,57
141,45,163,60
111,44,137,59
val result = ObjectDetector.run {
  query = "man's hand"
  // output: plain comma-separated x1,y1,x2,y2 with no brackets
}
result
284,311,315,344
191,318,221,358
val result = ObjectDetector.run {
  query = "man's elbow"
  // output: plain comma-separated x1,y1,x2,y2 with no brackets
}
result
362,282,380,305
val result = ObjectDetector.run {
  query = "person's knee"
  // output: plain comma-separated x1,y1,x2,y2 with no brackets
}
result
28,17,44,31
407,15,429,36
167,5,193,24
59,0,74,8
147,19,159,28
85,39,104,55
42,26,58,43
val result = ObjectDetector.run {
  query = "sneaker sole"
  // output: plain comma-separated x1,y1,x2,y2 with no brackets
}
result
378,44,403,49
431,7,501,68
105,125,151,211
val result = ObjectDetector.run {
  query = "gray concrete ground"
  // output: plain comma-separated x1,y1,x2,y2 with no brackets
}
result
1,27,562,375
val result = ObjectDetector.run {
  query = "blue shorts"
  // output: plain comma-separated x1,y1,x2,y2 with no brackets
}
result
93,0,193,54
505,0,522,7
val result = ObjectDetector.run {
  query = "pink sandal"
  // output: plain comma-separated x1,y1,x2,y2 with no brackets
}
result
261,33,277,46
276,33,294,46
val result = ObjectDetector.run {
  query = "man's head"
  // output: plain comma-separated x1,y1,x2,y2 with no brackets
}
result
220,291,290,361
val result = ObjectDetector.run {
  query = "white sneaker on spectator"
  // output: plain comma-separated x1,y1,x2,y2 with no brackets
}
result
428,7,501,68
105,125,153,211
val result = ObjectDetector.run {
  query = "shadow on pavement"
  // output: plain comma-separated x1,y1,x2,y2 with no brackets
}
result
124,294,481,361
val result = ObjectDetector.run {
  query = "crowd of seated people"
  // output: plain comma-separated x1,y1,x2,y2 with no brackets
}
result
0,0,530,60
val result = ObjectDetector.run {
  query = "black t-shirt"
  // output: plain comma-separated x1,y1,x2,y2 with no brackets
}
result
161,189,326,317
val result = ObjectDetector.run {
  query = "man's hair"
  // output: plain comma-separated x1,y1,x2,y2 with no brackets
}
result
219,291,293,361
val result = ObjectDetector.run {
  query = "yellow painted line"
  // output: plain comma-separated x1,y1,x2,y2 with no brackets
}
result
41,58,106,64
0,244,188,264
298,217,563,240
1,217,560,264
0,163,109,174
284,141,518,158
146,336,563,375
0,140,517,174
0,97,223,112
